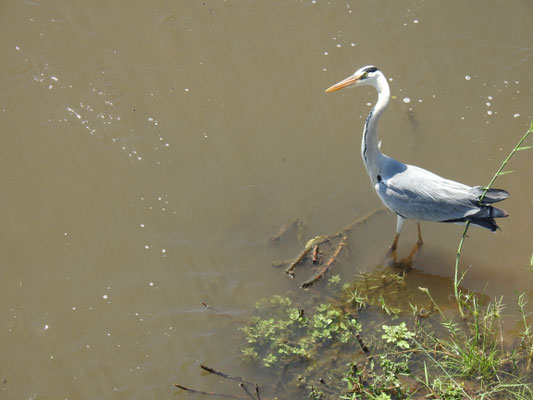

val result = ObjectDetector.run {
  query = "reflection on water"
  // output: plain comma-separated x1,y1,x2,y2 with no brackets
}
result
0,0,532,398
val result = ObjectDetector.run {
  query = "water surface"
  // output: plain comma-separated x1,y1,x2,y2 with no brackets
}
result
1,1,532,398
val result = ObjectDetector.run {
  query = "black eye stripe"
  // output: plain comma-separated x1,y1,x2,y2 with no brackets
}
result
364,66,378,73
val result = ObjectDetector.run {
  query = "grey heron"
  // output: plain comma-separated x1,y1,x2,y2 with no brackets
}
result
325,66,509,264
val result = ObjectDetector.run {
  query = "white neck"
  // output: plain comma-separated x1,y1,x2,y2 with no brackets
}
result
361,73,390,184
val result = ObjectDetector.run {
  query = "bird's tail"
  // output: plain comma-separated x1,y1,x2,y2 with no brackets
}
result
471,186,510,204
467,204,509,232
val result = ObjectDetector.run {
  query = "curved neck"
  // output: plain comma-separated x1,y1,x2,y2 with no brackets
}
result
361,74,390,183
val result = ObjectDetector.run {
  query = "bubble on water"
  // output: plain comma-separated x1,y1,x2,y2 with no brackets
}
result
402,97,411,103
413,19,419,23
487,110,493,115
324,51,328,56
350,43,356,47
66,107,82,119
102,294,108,299
513,113,520,118
465,75,471,81
44,324,49,331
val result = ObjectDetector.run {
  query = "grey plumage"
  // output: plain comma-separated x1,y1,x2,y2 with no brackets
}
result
376,156,509,231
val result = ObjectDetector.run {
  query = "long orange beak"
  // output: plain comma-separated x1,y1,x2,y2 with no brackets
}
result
325,74,360,93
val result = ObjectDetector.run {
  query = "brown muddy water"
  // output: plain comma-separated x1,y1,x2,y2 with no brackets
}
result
1,1,532,398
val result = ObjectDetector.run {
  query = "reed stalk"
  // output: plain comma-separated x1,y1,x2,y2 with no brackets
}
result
454,121,533,317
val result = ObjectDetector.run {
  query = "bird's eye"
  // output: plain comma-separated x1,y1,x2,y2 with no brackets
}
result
361,72,368,79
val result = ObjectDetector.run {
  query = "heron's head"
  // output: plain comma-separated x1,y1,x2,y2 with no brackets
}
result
325,65,382,92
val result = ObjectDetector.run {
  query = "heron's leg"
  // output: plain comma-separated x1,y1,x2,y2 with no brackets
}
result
388,216,405,263
402,221,423,265
390,215,405,251
416,221,423,246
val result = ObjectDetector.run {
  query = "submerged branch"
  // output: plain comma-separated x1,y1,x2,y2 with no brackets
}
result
339,208,385,235
239,383,258,400
285,244,316,277
267,218,306,244
174,384,248,399
285,209,384,278
301,236,348,288
200,364,255,385
355,332,370,354
201,302,246,323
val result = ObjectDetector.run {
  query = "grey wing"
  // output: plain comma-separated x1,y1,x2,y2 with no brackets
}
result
375,164,479,222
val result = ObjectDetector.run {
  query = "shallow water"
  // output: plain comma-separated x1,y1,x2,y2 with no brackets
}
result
1,1,532,398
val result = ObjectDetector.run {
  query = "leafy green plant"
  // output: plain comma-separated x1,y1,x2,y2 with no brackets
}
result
311,303,360,344
381,322,415,349
430,377,463,400
328,274,342,287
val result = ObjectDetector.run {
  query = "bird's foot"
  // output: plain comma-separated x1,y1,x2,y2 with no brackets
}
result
384,241,423,271
398,241,423,269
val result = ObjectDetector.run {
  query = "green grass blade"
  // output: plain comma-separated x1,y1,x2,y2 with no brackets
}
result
454,121,533,317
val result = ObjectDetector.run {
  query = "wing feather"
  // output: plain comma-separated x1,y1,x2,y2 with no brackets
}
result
375,162,479,222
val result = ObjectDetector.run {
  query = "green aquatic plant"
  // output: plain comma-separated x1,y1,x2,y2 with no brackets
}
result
239,295,312,367
327,274,342,287
234,256,533,399
311,303,360,344
381,322,415,349
430,377,464,400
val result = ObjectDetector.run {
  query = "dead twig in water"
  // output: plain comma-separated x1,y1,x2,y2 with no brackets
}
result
284,209,383,278
311,245,320,264
201,301,223,314
271,260,288,269
339,208,385,236
266,218,306,244
284,243,316,277
318,378,339,395
255,384,262,400
301,236,348,288
239,383,258,400
174,384,248,399
201,364,254,385
355,332,370,354
201,302,246,324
